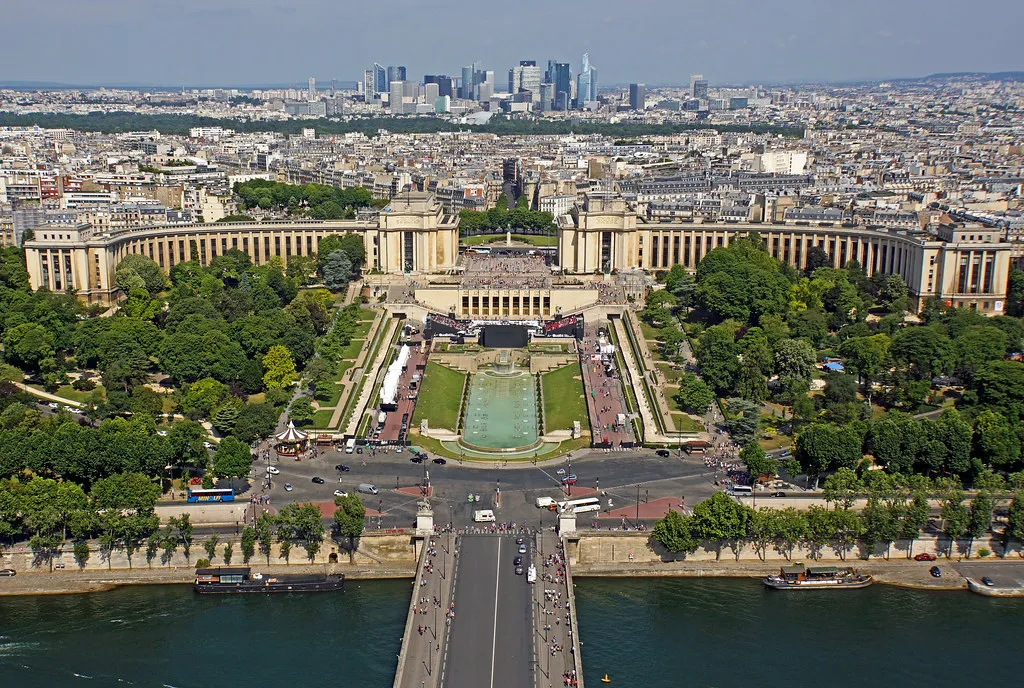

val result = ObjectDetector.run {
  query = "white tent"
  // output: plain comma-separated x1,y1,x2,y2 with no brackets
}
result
380,345,411,406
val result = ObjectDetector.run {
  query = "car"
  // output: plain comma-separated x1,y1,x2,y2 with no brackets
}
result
655,449,670,457
334,490,349,498
410,455,424,463
981,576,995,587
474,494,481,502
771,491,787,498
284,483,294,492
515,566,524,575
335,464,351,472
467,493,475,503
312,476,325,484
913,552,937,561
518,544,527,554
266,466,281,475
516,537,524,545
514,556,523,566
395,447,403,453
432,458,447,465
203,441,215,449
48,402,60,409
561,476,577,485
930,566,941,578
0,568,16,576
356,447,363,454
556,469,566,475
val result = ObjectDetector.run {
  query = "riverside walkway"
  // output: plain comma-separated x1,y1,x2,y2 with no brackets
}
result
394,530,585,688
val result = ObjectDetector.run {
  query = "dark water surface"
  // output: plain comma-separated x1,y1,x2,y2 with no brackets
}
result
3,577,1023,688
0,580,409,688
575,577,1024,688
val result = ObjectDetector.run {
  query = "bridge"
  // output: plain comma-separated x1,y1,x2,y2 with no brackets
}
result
392,510,583,688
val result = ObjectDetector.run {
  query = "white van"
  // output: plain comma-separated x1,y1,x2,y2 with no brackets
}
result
728,485,753,497
358,483,379,495
345,438,356,454
473,509,495,523
535,497,556,509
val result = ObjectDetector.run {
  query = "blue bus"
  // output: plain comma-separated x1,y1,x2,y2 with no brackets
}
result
186,488,235,503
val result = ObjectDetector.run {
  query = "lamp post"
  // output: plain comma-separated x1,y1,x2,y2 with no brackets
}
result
635,484,640,525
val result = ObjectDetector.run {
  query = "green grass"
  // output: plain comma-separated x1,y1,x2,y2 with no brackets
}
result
461,233,558,247
29,383,105,404
311,409,335,428
541,364,589,433
664,388,682,414
638,321,663,343
671,413,703,432
655,363,683,384
340,339,365,361
758,434,793,451
412,362,466,431
317,382,345,408
337,360,354,379
357,308,377,322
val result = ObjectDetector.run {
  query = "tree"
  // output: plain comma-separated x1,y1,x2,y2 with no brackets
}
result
695,239,790,322
690,493,752,560
954,326,1008,377
877,274,909,313
796,424,863,488
774,338,817,387
73,539,91,569
203,534,220,560
967,492,993,559
241,526,256,564
805,506,836,560
277,502,325,562
321,250,353,291
931,410,973,476
772,507,808,560
167,420,209,468
1007,491,1024,555
724,398,761,446
861,498,901,559
180,378,228,419
804,246,832,274
115,254,168,296
749,509,777,561
890,326,953,381
333,493,366,556
2,323,55,371
940,491,969,558
973,360,1024,417
212,437,253,478
822,467,862,510
695,325,739,395
651,509,697,554
262,345,297,390
288,396,316,426
740,443,776,481
232,403,279,444
973,410,1020,469
664,265,697,312
675,373,715,414
831,508,863,561
223,542,234,565
255,512,275,564
838,334,890,396
901,492,931,558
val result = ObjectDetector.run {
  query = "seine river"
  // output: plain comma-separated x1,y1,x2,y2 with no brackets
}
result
2,578,1023,687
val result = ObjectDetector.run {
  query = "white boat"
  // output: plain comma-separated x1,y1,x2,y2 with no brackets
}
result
527,564,537,583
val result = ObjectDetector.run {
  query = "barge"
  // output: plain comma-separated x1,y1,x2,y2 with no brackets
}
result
763,563,873,590
194,567,344,594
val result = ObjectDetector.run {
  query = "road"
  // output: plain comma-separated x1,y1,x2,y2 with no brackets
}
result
445,535,533,688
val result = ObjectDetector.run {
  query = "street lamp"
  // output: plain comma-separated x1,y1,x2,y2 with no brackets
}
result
635,484,640,525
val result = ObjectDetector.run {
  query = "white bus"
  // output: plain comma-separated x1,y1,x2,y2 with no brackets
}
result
728,485,753,497
554,497,601,512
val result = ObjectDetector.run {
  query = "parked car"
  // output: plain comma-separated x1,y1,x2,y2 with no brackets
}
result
334,490,349,498
48,402,60,409
335,464,351,472
432,458,447,465
556,469,566,475
410,455,424,463
514,556,523,566
515,566,524,575
655,449,670,457
356,447,363,454
930,566,941,578
312,476,325,484
771,491,787,498
561,476,577,485
266,466,281,475
516,537,524,545
981,576,995,587
913,552,937,561
284,483,294,492
0,568,16,576
518,544,527,554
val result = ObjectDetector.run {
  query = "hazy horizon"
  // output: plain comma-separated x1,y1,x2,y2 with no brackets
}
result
3,0,1022,87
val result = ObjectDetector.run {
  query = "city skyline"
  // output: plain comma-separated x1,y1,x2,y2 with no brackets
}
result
2,0,1022,87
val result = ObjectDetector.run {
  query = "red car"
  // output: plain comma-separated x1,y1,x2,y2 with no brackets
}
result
913,552,937,561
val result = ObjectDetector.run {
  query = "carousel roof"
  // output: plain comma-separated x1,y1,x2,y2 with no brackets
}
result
275,421,308,443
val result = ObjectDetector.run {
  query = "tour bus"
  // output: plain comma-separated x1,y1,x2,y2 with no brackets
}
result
186,488,235,503
552,496,601,512
473,509,496,522
728,485,753,497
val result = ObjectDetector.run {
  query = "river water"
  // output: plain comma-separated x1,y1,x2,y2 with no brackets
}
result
2,578,1022,688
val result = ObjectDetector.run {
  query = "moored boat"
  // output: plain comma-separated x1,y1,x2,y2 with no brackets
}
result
763,563,872,590
194,567,344,594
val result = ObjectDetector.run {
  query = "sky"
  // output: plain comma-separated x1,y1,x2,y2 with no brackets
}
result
4,0,1023,88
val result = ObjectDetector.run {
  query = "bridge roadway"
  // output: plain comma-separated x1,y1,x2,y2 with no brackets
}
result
444,534,534,688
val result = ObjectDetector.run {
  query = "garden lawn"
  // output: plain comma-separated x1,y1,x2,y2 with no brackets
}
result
411,362,466,431
542,364,589,433
311,409,335,428
671,413,703,432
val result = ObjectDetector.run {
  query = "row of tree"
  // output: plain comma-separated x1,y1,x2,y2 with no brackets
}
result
234,179,373,220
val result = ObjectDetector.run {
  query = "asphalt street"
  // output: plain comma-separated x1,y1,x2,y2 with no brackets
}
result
444,535,533,688
253,446,724,529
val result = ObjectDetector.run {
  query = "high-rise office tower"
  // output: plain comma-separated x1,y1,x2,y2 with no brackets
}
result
389,81,405,114
546,61,571,110
690,74,708,100
461,65,474,99
576,53,597,108
539,82,554,112
363,70,374,98
387,65,407,85
508,61,540,102
629,83,646,110
373,63,387,97
307,77,316,101
424,75,455,99
424,82,439,104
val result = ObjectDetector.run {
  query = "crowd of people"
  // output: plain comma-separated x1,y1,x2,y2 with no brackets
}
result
460,254,551,290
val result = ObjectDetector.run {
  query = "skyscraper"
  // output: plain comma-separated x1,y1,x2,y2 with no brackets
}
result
509,61,541,102
307,77,316,101
461,65,474,100
690,74,708,100
373,63,387,98
389,81,405,114
576,53,597,108
424,75,455,99
629,83,646,110
387,65,407,85
546,61,571,111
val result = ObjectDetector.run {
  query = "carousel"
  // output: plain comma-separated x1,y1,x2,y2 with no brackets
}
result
275,421,310,458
